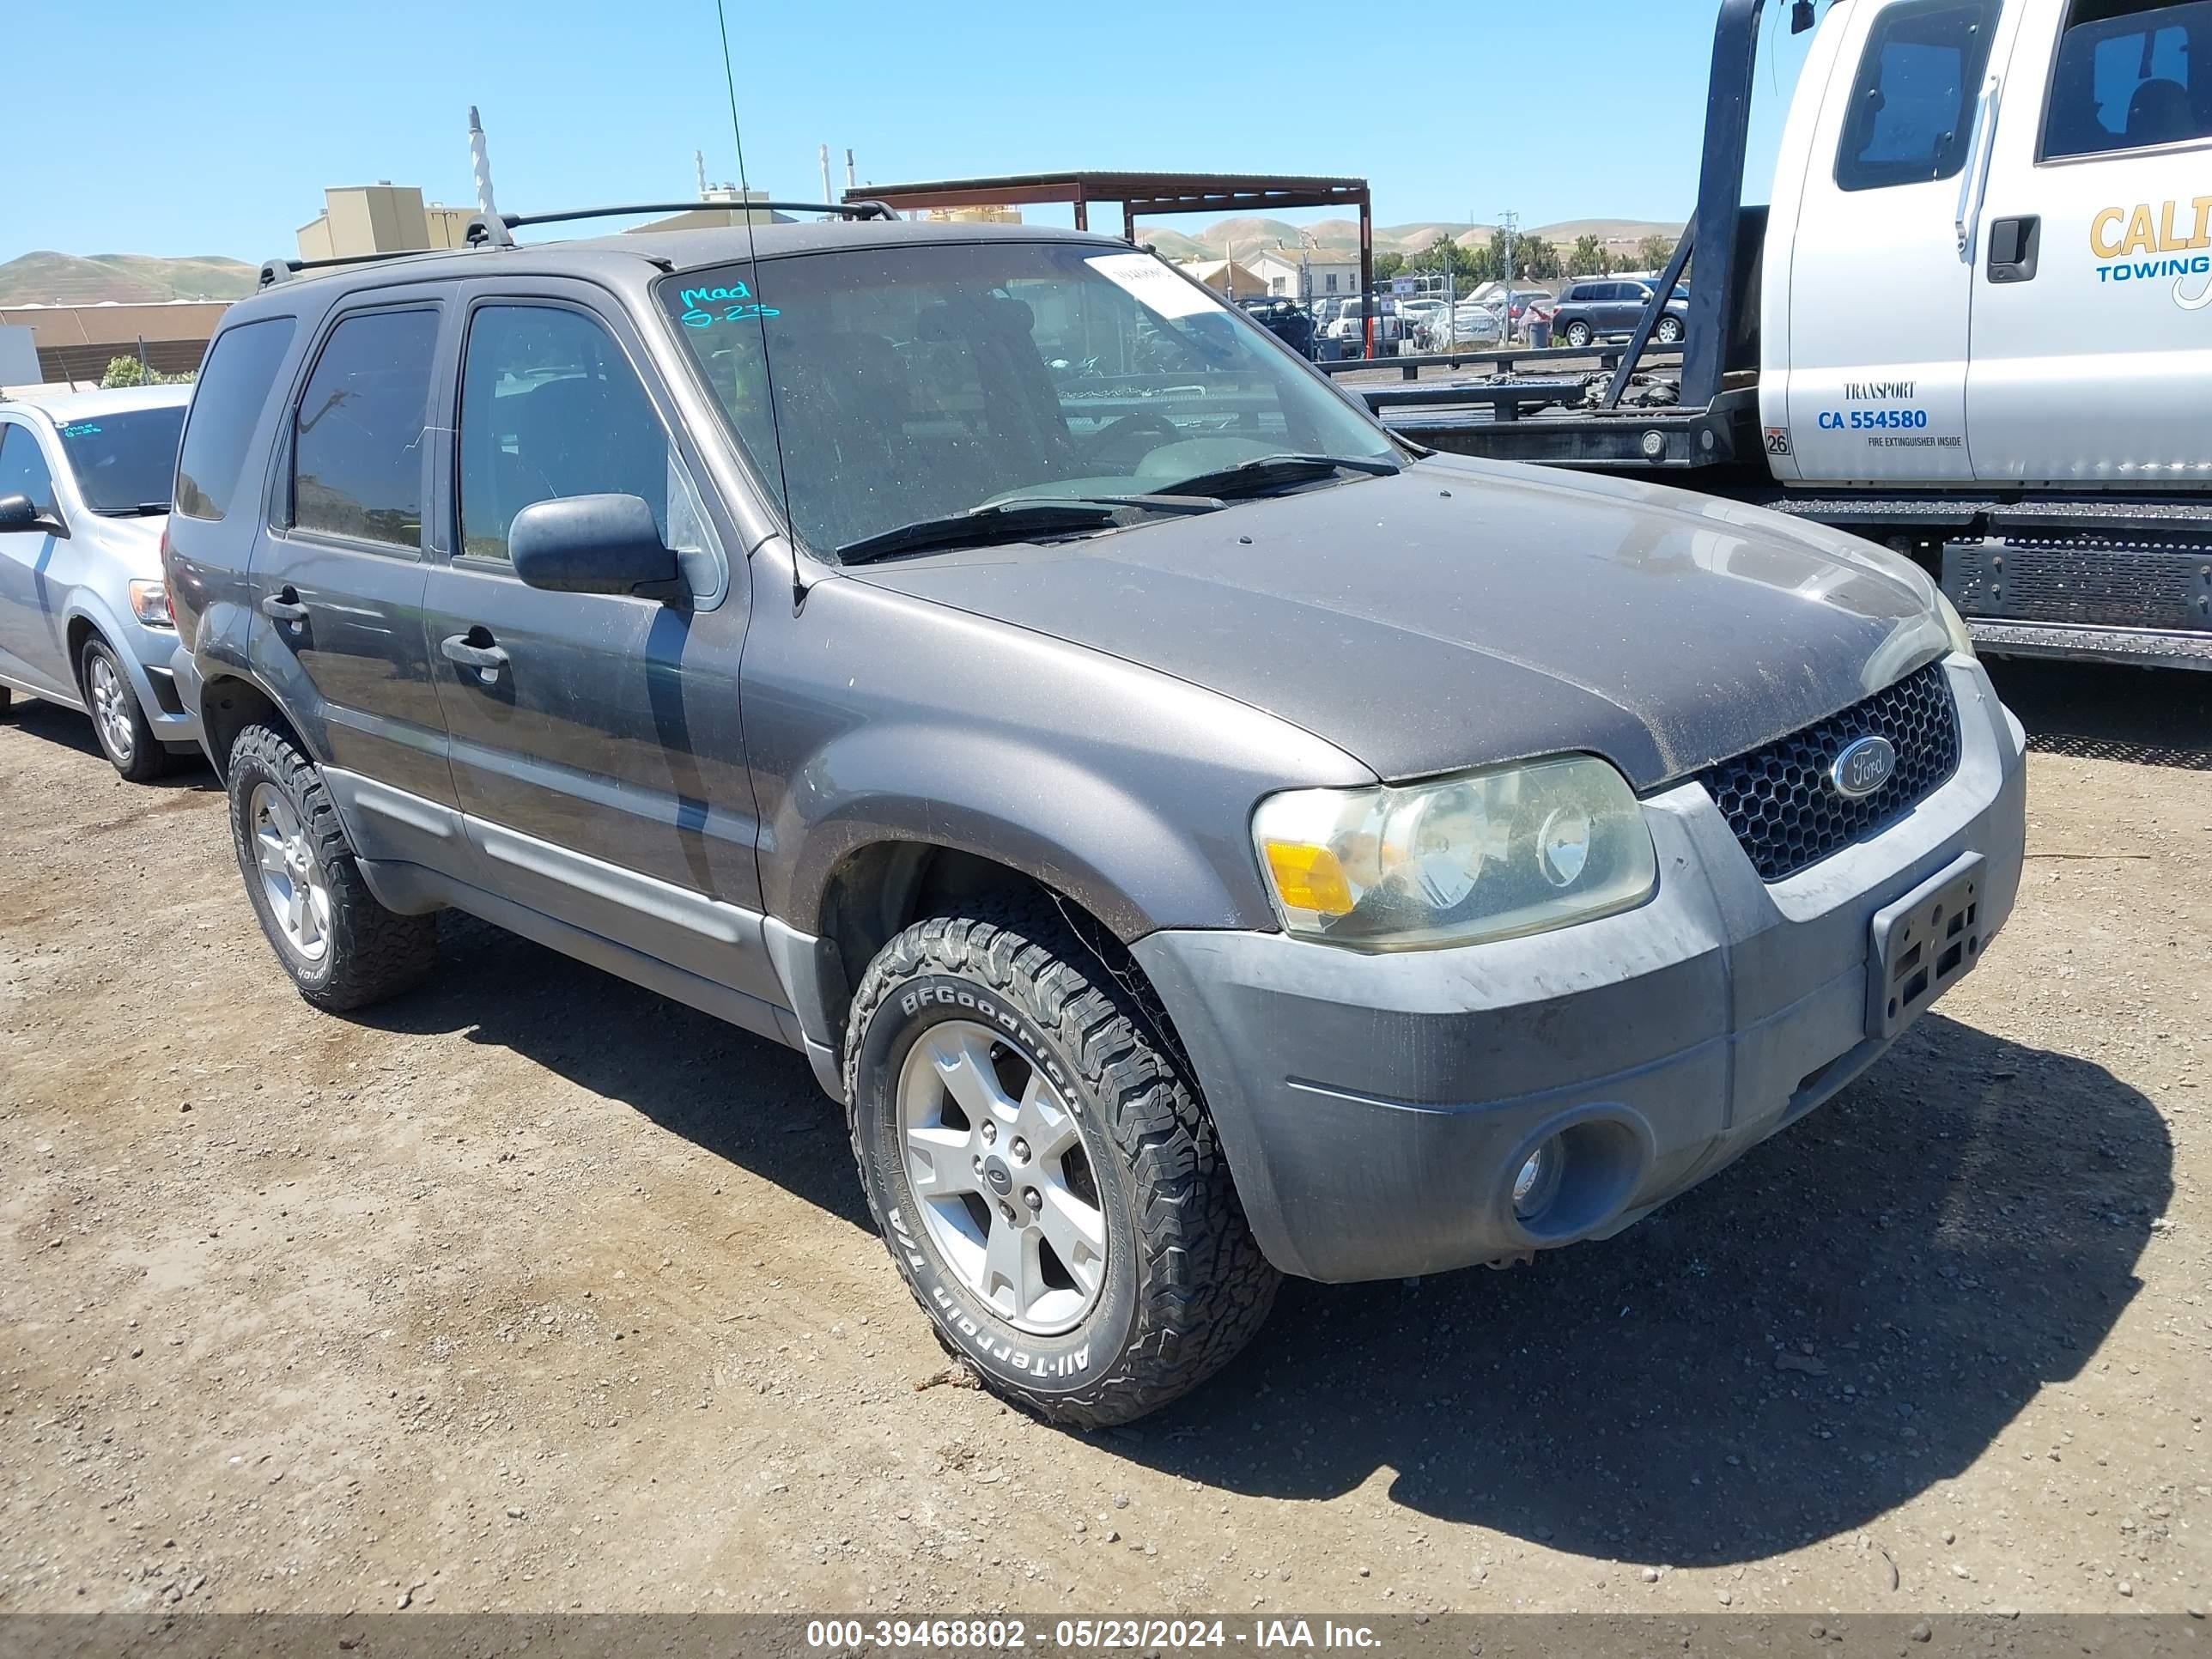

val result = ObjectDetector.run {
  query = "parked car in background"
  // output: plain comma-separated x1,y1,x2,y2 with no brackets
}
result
0,385,198,780
1444,302,1503,347
1322,296,1408,358
1550,278,1688,349
1239,296,1316,358
1398,297,1449,346
168,216,2020,1429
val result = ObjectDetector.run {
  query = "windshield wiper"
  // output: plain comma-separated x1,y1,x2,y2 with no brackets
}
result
91,501,171,518
1151,453,1401,501
835,494,1224,566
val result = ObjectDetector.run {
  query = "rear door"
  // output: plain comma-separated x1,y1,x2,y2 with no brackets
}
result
419,287,775,1006
1784,0,2024,483
0,418,76,699
253,291,458,809
1967,0,2212,481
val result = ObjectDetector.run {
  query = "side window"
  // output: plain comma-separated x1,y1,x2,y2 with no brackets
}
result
1836,0,2001,191
458,304,704,564
0,423,58,520
2044,0,2212,159
291,307,438,550
175,315,298,522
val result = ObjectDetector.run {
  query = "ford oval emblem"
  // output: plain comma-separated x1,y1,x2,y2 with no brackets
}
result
1830,735,1898,799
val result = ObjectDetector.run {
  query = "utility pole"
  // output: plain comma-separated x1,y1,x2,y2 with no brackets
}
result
1499,210,1519,344
845,148,857,193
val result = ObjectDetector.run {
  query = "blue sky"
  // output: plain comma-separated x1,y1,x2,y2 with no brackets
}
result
10,1,1820,263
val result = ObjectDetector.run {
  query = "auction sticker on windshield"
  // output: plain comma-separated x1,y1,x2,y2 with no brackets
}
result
1085,252,1219,319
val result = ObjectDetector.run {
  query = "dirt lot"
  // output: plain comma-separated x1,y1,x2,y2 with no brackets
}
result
3,659,2207,1620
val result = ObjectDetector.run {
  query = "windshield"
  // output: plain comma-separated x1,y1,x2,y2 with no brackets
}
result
55,405,187,514
659,240,1398,556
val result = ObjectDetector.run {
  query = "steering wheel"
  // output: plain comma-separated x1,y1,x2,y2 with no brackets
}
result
1083,410,1184,471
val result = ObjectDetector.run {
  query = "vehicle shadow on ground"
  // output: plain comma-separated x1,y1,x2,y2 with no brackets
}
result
1987,656,2212,770
1104,1013,2170,1569
351,913,875,1231
3,697,217,787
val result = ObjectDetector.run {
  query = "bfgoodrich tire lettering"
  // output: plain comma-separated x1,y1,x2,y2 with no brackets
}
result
844,902,1278,1428
225,722,438,1012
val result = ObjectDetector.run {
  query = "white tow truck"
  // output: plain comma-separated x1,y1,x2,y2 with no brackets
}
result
1376,0,2212,669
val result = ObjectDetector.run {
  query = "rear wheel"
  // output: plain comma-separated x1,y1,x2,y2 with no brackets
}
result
226,722,438,1011
1655,314,1686,344
844,902,1279,1428
79,635,172,782
1563,319,1595,349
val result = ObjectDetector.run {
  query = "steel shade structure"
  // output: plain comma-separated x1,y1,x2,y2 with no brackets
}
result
843,170,1378,355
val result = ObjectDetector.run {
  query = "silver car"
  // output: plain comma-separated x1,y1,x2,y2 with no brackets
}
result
0,385,199,780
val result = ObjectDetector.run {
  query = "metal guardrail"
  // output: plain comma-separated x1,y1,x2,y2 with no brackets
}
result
1314,342,1685,382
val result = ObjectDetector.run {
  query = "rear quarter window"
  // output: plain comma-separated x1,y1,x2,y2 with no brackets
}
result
175,316,299,521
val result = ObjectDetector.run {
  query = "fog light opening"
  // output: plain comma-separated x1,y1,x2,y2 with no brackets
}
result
1512,1139,1565,1221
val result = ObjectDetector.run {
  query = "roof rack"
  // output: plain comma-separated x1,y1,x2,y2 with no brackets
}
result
463,199,898,246
257,247,450,289
256,199,902,289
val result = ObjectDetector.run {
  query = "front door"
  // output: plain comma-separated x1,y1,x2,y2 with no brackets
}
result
253,296,456,808
419,292,773,1005
0,420,76,699
1784,0,2022,483
1967,0,2212,482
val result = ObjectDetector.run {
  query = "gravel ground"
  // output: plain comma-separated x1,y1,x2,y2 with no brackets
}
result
1,659,2206,1619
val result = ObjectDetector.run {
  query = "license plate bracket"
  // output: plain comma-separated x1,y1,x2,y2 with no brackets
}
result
1867,852,1986,1041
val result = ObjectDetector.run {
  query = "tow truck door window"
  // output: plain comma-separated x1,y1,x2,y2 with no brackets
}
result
1967,0,2212,482
1783,0,2015,485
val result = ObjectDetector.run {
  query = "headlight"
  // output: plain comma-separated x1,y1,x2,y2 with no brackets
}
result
127,579,173,628
1933,588,1975,658
1252,755,1658,951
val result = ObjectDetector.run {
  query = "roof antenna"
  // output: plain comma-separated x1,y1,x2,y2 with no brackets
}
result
715,0,805,612
468,106,514,246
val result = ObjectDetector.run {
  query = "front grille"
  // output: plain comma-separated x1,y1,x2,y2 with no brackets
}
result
1697,661,1960,882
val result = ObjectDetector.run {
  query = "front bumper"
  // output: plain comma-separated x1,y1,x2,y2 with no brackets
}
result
1132,656,2027,1283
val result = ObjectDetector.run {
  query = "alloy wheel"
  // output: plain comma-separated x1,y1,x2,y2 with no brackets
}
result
250,782,331,962
88,654,133,763
896,1019,1109,1335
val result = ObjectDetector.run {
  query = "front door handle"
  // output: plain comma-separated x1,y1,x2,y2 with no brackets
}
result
259,586,308,624
1988,215,2041,283
440,629,510,683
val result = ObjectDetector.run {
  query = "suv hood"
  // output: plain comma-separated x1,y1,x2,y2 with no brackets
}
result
846,459,1950,789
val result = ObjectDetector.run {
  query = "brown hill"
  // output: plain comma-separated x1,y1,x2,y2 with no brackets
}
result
0,252,258,307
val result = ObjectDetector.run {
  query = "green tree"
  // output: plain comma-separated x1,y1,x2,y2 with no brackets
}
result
1636,233,1679,271
1517,235,1562,281
1372,251,1407,283
100,356,191,389
1568,234,1609,276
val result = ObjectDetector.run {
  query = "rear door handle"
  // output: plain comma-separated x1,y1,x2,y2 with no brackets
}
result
440,629,510,682
259,586,308,624
1988,215,2041,283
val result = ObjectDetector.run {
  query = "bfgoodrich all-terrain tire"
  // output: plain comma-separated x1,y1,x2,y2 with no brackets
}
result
226,722,438,1012
844,903,1279,1428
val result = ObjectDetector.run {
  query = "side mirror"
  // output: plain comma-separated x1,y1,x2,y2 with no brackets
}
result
0,492,63,535
508,494,682,600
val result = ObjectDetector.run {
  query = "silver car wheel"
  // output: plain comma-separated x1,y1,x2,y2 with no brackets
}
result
250,782,331,963
88,653,134,763
896,1018,1109,1336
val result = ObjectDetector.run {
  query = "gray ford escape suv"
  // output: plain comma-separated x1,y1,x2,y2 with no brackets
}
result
166,209,2026,1426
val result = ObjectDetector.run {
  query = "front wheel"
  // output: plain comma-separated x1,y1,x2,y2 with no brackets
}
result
844,904,1279,1428
1563,320,1594,349
80,635,172,782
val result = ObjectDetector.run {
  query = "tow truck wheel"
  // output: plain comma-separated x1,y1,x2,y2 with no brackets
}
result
843,901,1279,1427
